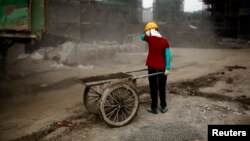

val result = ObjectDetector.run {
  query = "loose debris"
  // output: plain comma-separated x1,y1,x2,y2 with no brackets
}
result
169,66,250,105
13,114,93,141
120,122,204,141
225,65,247,71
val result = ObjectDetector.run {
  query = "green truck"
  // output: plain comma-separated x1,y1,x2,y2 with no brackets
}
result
0,0,46,76
0,0,46,41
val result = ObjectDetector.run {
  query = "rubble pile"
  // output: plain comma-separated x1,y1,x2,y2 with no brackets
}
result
218,38,250,49
5,41,143,77
16,41,142,65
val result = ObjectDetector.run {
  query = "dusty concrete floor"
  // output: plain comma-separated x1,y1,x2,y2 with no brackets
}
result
0,47,250,141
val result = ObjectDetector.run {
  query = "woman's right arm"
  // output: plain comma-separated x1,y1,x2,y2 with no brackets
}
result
140,34,145,41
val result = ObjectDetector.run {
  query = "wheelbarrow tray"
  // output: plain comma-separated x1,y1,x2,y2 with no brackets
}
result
79,72,134,86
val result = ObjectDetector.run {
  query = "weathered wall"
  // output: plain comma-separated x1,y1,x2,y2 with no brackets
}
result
46,0,142,42
47,0,81,40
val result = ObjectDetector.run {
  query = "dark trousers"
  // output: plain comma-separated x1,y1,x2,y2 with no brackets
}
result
148,67,167,108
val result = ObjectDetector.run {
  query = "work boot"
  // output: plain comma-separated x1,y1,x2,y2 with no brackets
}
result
160,106,168,113
147,107,158,114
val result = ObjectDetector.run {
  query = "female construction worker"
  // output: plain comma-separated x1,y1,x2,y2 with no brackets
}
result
140,22,171,114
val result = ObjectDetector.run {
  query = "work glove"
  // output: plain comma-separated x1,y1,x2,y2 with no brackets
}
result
164,70,170,76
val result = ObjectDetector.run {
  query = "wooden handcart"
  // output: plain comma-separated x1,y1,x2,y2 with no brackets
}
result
79,69,164,127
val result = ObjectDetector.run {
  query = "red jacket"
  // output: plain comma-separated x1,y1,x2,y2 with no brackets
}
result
144,36,169,70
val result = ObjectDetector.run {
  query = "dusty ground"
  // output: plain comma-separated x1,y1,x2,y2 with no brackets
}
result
0,46,250,141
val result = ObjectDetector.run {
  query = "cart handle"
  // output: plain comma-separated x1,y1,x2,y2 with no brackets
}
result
132,72,164,79
125,68,148,73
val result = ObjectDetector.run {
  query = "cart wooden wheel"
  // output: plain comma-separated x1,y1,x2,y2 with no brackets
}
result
100,83,139,126
83,85,102,114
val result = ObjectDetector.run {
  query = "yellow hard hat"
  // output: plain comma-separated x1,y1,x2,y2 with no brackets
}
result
144,22,159,32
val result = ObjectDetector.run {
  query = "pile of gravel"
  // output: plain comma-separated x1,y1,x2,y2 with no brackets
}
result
120,122,204,141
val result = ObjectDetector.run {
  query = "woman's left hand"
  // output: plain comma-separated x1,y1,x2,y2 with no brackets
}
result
164,70,170,76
